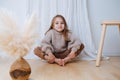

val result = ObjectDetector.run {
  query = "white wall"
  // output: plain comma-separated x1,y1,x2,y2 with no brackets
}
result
0,0,120,57
88,0,120,56
0,0,28,25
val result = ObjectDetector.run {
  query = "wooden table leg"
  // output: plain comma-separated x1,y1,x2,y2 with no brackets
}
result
96,24,107,67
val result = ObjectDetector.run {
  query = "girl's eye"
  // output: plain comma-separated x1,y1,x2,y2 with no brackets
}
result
55,23,59,24
61,23,64,24
55,22,64,24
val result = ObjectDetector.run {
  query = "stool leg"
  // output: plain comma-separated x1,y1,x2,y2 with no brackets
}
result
118,24,120,32
96,24,107,67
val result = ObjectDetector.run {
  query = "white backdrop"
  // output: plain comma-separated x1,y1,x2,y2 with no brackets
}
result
0,0,97,60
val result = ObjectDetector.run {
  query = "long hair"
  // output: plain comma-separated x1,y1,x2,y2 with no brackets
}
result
45,15,70,41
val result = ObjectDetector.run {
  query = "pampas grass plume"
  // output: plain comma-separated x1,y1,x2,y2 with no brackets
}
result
0,10,38,57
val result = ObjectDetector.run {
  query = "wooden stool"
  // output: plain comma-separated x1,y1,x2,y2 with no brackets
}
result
96,20,120,67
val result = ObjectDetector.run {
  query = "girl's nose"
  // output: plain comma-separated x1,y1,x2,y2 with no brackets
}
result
58,23,61,26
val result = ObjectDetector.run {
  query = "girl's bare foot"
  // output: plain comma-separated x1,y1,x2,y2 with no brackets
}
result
34,47,45,59
62,57,71,66
55,58,62,66
44,55,55,63
61,59,65,66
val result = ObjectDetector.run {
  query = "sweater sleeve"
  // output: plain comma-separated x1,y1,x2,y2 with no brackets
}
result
68,33,81,53
41,30,53,54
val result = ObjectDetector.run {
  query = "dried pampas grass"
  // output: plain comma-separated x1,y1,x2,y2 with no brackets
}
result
0,10,38,57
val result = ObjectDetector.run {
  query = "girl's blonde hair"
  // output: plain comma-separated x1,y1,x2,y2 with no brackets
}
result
45,15,70,41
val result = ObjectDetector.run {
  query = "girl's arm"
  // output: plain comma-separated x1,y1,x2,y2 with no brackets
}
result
68,33,82,53
41,30,53,54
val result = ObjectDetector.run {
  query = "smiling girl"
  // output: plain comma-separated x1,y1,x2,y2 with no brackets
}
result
34,15,84,66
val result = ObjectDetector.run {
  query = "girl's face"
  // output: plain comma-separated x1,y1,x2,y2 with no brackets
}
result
53,17,65,32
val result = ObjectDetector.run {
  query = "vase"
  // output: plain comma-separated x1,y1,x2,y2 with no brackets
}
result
9,57,31,80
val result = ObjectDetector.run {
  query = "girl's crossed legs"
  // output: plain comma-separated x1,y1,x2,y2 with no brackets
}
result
34,44,84,66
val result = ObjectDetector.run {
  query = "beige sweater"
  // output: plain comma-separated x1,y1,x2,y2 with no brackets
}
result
41,29,82,54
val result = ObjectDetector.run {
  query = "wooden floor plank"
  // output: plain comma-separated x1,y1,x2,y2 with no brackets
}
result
0,57,120,80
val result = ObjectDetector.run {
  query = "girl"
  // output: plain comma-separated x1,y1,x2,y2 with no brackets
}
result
34,15,84,66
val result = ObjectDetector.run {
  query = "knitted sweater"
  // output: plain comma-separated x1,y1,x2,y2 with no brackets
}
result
41,29,82,54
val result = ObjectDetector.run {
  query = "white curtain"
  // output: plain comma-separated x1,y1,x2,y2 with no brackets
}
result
0,0,97,60
26,0,97,60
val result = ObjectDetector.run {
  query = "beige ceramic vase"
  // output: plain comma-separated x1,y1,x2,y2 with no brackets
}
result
9,57,31,80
